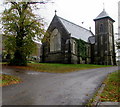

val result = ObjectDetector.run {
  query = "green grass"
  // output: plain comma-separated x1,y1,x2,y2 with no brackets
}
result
9,63,112,73
0,74,22,86
2,62,113,73
99,71,120,102
87,71,119,106
0,62,8,64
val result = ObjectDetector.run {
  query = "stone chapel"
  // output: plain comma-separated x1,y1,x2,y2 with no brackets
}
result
41,9,116,65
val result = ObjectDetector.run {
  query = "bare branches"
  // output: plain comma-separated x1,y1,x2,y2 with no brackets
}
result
27,2,46,4
10,2,17,5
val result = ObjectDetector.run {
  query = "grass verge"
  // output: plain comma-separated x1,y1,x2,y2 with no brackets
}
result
99,71,120,102
3,63,112,73
87,71,120,106
0,74,22,87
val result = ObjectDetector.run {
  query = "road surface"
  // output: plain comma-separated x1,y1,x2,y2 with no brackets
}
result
2,66,118,105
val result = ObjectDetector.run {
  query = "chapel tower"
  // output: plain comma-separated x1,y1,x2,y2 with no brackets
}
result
94,9,116,65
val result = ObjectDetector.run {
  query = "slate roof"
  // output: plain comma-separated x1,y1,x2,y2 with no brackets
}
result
88,36,95,44
94,9,114,22
57,16,94,42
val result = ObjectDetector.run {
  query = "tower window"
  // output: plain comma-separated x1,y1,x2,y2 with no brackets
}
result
99,24,104,33
109,36,113,51
109,24,113,34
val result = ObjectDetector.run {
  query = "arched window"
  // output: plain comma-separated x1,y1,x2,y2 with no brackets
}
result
71,39,77,54
73,41,77,54
50,28,61,52
50,34,54,52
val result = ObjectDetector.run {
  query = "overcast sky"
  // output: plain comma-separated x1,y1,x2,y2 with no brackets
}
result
0,0,119,36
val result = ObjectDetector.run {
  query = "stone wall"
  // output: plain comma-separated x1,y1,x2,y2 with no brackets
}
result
94,17,116,65
44,52,65,63
41,15,70,63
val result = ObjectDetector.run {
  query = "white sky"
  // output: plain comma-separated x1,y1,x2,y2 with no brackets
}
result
36,0,119,36
0,0,119,57
0,0,119,36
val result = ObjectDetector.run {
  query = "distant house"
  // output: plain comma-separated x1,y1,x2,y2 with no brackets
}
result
0,36,2,62
2,36,41,62
35,9,116,65
29,42,41,62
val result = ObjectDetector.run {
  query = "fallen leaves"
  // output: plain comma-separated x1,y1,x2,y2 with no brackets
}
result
99,71,120,102
0,74,22,87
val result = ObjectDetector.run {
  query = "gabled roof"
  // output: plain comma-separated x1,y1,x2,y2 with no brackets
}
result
94,9,115,22
57,16,94,42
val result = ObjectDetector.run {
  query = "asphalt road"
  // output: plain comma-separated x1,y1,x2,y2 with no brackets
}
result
2,66,118,105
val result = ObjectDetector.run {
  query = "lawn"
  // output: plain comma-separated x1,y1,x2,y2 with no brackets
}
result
4,63,112,73
99,71,120,102
0,74,22,87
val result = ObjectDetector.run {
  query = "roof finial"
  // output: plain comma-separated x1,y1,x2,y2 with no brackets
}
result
81,22,84,24
55,10,57,15
89,27,91,31
103,3,105,11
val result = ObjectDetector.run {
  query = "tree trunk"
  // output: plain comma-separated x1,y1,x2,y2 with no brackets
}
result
10,33,27,66
11,49,27,66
